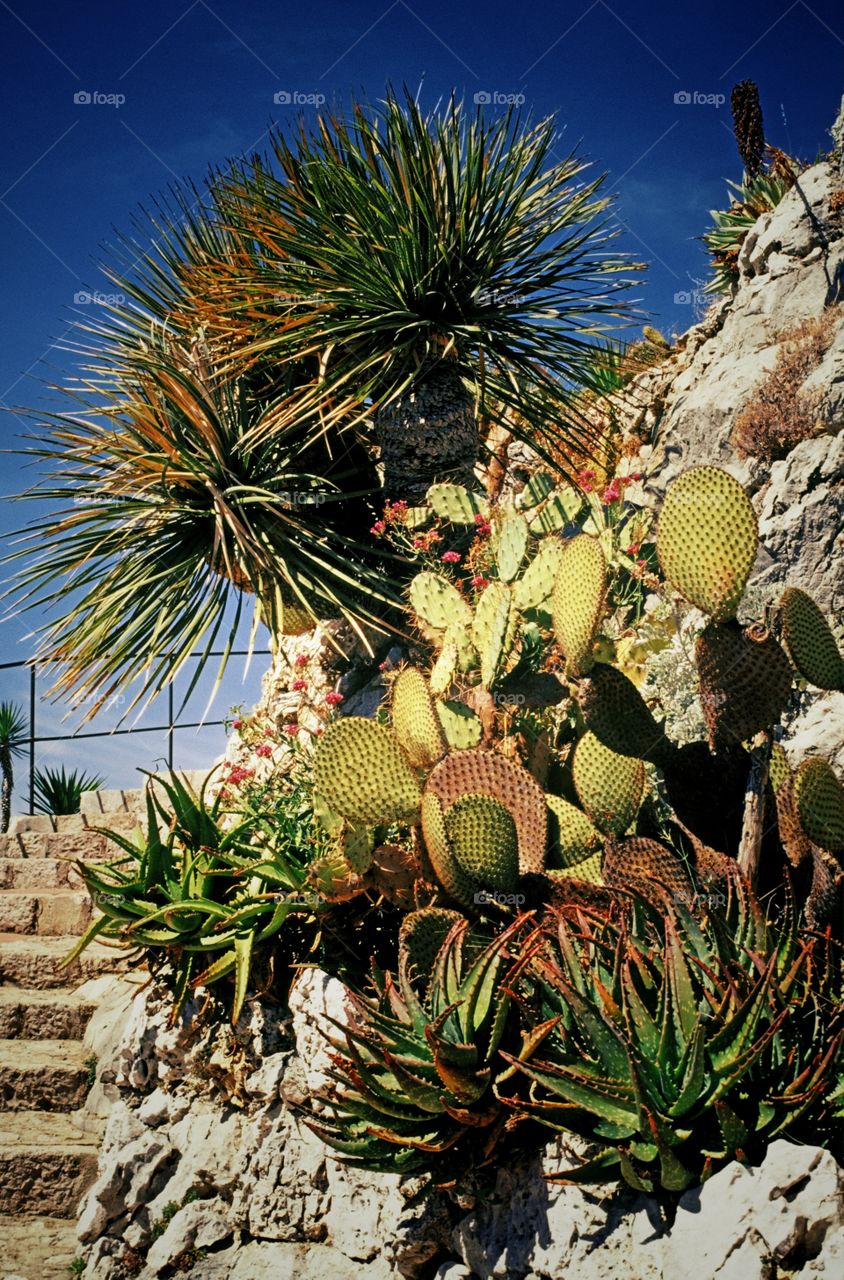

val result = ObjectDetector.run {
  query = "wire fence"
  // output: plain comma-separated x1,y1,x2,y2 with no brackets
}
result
0,650,268,813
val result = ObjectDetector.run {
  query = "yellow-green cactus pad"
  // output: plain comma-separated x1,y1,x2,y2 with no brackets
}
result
695,620,792,750
313,718,422,827
472,581,518,687
425,749,547,874
547,850,604,885
427,483,489,524
421,791,478,907
577,663,668,763
793,758,844,854
779,587,844,692
514,538,564,611
656,466,758,620
546,794,603,871
340,822,376,874
551,534,607,676
492,512,529,583
445,794,519,893
436,700,483,750
409,572,473,632
399,906,464,991
391,667,446,769
571,731,645,837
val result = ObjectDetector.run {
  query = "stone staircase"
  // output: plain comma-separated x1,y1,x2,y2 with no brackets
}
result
0,791,147,1280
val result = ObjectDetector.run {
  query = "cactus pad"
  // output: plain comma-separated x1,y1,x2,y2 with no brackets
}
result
546,794,603,871
551,534,607,676
695,620,792,749
409,572,473,631
445,794,520,893
776,774,813,867
547,850,604,885
313,718,422,827
571,731,645,837
340,822,376,874
577,663,668,763
656,466,758,620
514,538,564,611
425,749,547,874
492,512,529,582
436,700,483,750
793,758,844,854
426,483,488,524
603,837,693,903
420,791,478,907
391,667,446,768
529,488,583,536
519,472,555,508
472,581,518,687
779,587,844,692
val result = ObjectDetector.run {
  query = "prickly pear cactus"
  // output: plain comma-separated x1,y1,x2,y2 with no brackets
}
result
545,794,603,874
391,667,446,768
513,538,564,611
695,620,793,750
399,906,465,994
603,837,693,902
492,512,529,583
410,572,473,631
425,749,547,875
779,587,844,692
577,663,667,763
793,758,844,854
445,794,520,893
436,700,483,749
472,581,518,687
656,466,758,621
313,718,422,827
571,731,645,837
551,534,607,676
427,483,489,524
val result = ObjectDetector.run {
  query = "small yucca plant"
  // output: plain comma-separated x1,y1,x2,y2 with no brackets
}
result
32,765,104,815
500,872,842,1191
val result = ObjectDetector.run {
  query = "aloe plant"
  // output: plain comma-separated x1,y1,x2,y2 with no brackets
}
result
500,873,842,1191
303,912,527,1173
66,770,332,1022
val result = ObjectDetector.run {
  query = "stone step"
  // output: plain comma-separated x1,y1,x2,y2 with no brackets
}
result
0,857,84,890
0,1039,91,1111
0,1214,82,1280
0,889,94,936
0,935,131,990
0,986,95,1040
0,1112,98,1216
0,826,141,859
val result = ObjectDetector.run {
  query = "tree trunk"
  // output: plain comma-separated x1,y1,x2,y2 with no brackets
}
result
374,359,478,500
0,743,13,834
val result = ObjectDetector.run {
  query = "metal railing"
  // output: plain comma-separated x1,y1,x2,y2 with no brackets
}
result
0,650,269,814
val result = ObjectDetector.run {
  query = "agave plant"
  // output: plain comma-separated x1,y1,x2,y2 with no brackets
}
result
703,161,799,295
67,770,332,1021
303,910,528,1174
32,765,104,815
0,700,28,833
4,185,406,720
222,89,641,497
501,872,842,1191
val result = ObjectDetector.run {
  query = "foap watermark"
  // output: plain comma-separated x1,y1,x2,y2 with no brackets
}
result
74,90,126,109
74,290,125,307
278,491,329,507
474,91,525,107
673,289,707,308
474,890,526,907
675,890,727,910
674,90,725,108
273,90,326,107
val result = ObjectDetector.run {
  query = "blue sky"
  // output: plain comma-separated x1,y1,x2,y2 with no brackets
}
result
0,0,841,806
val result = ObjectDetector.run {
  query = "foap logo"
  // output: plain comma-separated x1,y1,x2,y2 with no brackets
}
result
74,291,125,307
673,289,707,307
273,90,326,107
474,91,526,106
73,90,126,109
674,90,725,108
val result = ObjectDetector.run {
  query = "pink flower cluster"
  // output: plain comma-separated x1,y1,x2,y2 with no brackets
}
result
577,470,644,505
370,499,409,537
